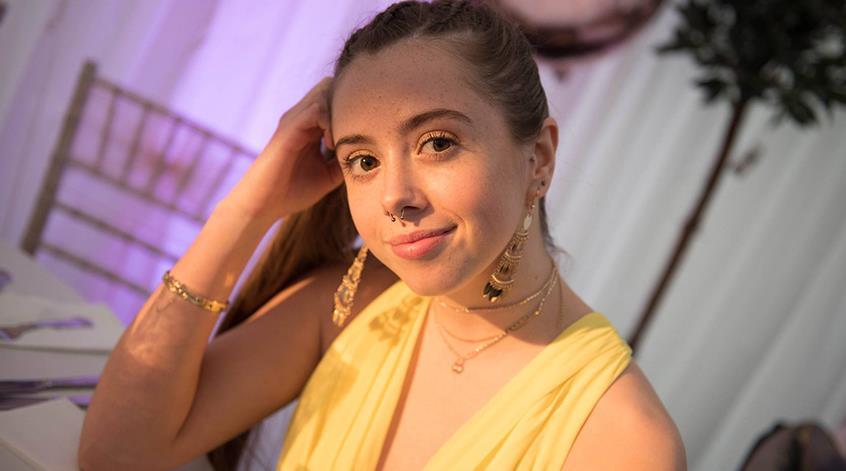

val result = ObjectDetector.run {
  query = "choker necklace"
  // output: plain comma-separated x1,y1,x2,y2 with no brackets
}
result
434,262,558,343
433,265,559,374
434,260,557,314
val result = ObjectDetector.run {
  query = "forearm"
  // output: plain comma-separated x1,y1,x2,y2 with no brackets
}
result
78,199,275,468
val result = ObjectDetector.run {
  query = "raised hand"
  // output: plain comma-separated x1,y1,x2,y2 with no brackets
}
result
223,77,341,224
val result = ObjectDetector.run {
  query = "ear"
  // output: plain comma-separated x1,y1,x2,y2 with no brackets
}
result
529,116,558,197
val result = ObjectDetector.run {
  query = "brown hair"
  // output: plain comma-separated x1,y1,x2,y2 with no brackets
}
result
207,1,559,468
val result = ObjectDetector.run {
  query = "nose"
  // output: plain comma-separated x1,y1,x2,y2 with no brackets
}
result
380,159,426,223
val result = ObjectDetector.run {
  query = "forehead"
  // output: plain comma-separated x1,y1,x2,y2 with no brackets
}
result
331,38,499,135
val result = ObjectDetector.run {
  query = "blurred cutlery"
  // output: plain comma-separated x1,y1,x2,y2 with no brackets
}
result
0,315,94,340
0,393,91,410
0,268,10,292
0,375,99,394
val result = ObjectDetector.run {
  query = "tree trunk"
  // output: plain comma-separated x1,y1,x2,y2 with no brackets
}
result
628,99,748,354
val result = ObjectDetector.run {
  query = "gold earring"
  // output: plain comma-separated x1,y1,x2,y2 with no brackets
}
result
333,244,369,327
482,197,537,303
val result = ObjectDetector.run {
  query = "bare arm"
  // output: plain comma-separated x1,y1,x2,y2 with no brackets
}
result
78,202,286,470
78,77,343,470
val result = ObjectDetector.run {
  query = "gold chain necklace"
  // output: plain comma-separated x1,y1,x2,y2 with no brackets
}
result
433,270,559,374
434,263,559,343
556,279,566,331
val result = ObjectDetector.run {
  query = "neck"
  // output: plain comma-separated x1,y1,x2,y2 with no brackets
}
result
429,223,561,340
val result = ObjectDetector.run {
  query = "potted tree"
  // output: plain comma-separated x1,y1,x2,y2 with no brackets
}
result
629,0,846,351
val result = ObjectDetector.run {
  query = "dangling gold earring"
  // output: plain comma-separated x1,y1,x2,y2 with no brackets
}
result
482,188,541,303
333,244,368,327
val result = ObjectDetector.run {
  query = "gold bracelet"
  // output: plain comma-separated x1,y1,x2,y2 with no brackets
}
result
161,270,230,314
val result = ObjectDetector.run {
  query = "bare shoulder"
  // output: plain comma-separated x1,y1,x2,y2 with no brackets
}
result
158,260,392,467
316,256,399,356
563,360,687,470
246,256,398,357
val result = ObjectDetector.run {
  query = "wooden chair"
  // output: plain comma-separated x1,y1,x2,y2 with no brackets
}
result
20,60,255,321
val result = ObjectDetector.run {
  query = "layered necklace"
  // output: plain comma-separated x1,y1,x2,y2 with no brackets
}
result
432,261,559,374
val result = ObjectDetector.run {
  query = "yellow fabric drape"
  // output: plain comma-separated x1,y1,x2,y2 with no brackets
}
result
278,280,632,470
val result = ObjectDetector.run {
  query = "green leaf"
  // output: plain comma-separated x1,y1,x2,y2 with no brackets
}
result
783,96,819,126
829,88,846,105
657,0,846,128
696,78,727,102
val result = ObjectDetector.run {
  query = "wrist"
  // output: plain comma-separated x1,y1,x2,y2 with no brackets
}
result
212,197,282,230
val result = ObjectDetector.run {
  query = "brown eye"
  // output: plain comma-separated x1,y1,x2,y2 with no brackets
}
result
431,137,452,152
359,155,379,171
345,153,380,177
420,131,458,154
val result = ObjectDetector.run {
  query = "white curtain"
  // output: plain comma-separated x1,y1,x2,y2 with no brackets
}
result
544,5,846,469
0,0,218,245
2,1,844,470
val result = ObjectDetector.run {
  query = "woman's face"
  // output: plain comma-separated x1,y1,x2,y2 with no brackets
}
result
331,38,535,296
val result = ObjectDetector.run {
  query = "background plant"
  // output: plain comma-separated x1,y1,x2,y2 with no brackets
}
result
629,0,846,352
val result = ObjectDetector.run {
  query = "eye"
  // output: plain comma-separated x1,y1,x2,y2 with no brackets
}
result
420,131,458,154
344,153,380,177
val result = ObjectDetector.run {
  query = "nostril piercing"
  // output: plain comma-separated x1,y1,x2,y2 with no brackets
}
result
400,208,406,221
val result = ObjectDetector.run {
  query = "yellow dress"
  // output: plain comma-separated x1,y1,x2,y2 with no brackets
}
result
277,280,632,470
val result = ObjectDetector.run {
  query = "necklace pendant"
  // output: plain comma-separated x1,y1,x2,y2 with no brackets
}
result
452,359,465,374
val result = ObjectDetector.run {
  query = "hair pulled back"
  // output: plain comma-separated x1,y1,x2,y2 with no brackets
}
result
207,2,555,468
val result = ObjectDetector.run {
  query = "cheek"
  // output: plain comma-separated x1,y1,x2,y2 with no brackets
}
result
446,157,524,250
346,186,378,241
345,185,399,270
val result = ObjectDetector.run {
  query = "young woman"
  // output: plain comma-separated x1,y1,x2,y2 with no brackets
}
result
79,1,686,470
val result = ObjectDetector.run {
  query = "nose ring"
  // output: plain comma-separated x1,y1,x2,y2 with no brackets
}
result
386,208,406,222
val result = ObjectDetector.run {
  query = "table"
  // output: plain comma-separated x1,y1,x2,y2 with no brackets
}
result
0,242,107,388
0,240,212,470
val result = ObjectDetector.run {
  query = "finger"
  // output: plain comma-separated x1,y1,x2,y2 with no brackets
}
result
282,76,334,119
314,77,335,148
293,101,325,136
316,104,334,151
293,99,332,147
301,76,333,108
322,129,334,153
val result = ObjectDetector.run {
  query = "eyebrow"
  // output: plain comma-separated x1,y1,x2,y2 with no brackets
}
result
334,108,474,149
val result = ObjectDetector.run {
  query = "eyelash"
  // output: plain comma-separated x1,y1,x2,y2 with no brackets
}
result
341,131,459,180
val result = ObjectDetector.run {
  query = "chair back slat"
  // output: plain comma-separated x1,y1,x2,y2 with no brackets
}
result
119,102,150,185
93,90,118,168
142,116,182,196
171,132,211,204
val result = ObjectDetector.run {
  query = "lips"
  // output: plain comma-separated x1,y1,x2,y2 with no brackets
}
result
388,226,455,260
388,227,454,245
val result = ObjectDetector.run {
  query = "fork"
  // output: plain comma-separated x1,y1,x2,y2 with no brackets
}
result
0,268,11,293
0,316,94,341
0,393,91,411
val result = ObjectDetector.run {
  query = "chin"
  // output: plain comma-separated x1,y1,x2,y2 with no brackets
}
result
399,276,451,297
383,261,460,297
368,235,480,296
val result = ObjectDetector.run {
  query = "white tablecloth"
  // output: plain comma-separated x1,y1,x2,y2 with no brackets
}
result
0,242,108,384
0,240,212,470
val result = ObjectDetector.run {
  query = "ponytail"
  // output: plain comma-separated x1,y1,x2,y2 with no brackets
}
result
206,185,356,470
